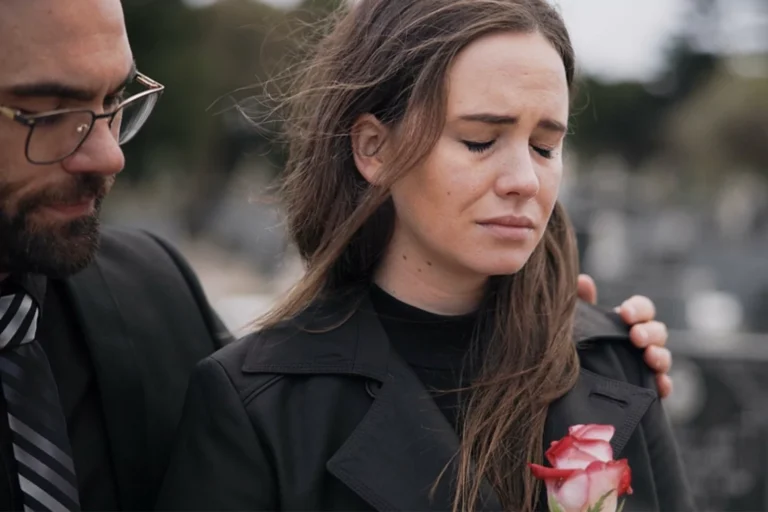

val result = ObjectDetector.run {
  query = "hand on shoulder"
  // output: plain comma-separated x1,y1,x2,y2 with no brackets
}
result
577,274,672,398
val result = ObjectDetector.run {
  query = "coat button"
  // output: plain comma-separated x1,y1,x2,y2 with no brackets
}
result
365,380,382,398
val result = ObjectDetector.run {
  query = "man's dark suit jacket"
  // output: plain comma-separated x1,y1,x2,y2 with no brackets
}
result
0,227,229,511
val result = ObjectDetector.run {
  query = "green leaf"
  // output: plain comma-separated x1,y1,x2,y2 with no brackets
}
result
547,493,566,512
616,498,626,512
587,490,615,512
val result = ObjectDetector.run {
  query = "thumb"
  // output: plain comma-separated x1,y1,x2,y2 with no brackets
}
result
577,274,597,304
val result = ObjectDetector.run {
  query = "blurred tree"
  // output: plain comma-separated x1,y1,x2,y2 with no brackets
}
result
569,36,717,170
121,0,339,233
178,0,290,233
569,79,666,168
665,62,768,186
121,1,213,183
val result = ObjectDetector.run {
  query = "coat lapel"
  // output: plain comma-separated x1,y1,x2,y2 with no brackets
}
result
544,368,657,459
543,368,658,512
63,262,147,510
552,302,658,458
327,350,504,512
322,303,502,512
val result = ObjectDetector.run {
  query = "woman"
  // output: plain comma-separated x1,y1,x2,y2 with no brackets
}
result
156,0,691,510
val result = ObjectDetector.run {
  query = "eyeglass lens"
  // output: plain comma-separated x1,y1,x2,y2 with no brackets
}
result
27,92,160,164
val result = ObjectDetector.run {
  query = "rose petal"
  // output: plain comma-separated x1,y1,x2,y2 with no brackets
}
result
572,439,614,462
591,460,633,497
552,447,601,470
547,438,612,470
546,435,574,466
568,424,587,436
550,471,590,512
529,463,579,481
613,459,633,496
586,461,622,503
581,459,632,512
571,424,615,443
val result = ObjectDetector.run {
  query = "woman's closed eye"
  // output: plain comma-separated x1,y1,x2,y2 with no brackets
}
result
463,139,556,159
462,139,495,153
532,145,554,159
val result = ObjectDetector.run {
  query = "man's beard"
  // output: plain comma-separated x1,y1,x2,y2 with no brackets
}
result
0,174,110,279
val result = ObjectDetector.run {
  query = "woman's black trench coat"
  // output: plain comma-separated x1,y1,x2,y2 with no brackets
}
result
156,298,694,511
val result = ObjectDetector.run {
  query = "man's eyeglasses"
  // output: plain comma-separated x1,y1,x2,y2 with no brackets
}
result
0,72,164,165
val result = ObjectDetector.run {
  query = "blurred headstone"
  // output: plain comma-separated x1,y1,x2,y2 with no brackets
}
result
668,333,768,511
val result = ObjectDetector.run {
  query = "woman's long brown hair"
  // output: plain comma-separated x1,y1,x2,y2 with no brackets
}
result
258,0,581,510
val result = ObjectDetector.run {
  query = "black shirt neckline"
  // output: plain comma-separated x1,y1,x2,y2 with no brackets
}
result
369,284,478,370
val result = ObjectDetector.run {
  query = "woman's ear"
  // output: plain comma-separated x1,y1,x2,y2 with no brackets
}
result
351,113,390,185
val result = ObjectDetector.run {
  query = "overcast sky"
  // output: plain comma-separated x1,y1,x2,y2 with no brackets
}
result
183,0,766,83
555,0,689,82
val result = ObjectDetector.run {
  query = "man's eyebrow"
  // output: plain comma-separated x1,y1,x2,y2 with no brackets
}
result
7,61,138,101
111,62,138,95
458,113,568,134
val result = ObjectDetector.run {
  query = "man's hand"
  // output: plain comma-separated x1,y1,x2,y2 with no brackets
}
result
577,274,673,399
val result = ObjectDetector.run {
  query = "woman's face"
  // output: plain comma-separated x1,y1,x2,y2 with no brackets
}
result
388,30,569,281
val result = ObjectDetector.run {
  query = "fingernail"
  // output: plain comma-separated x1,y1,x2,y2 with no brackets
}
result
637,327,648,342
623,304,636,318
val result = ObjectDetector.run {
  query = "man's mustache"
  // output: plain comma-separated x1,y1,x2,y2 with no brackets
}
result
18,175,111,213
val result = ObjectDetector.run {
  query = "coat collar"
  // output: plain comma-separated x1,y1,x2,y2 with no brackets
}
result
243,295,657,511
242,292,390,381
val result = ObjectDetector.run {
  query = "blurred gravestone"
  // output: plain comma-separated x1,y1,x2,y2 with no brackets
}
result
666,333,768,511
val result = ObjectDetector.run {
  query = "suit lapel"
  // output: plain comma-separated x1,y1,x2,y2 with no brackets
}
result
64,262,147,510
327,350,503,512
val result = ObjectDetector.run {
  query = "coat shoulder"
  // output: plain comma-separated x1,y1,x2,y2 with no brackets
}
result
96,226,183,274
574,301,655,391
207,330,293,404
91,225,231,346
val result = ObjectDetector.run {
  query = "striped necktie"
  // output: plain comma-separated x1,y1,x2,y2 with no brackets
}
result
0,292,81,511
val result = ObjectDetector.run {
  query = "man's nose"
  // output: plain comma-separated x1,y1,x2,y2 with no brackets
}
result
61,119,125,177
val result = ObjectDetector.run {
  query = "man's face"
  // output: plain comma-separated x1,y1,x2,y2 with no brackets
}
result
0,0,133,278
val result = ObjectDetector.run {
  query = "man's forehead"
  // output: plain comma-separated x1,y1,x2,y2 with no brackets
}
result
0,0,126,37
0,0,132,90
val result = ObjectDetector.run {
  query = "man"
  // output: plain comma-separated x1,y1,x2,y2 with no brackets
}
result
0,2,231,510
0,0,671,510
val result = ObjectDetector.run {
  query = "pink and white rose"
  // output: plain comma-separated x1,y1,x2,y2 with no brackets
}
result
529,424,632,512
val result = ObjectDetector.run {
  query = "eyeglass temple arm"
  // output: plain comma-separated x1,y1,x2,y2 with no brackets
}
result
136,72,164,90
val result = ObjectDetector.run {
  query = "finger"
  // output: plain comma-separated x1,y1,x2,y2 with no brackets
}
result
643,346,672,375
618,295,656,324
629,321,668,349
657,374,673,399
577,274,597,305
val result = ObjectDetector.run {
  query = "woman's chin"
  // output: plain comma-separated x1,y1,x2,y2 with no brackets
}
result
466,254,534,278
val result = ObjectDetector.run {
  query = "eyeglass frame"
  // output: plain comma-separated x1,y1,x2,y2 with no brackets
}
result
0,72,164,165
